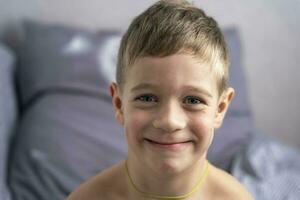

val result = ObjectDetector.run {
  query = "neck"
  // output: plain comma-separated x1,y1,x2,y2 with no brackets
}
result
125,157,209,199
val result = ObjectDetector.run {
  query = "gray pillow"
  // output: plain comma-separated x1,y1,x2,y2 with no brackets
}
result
16,21,120,110
9,21,126,200
8,21,252,200
0,43,16,200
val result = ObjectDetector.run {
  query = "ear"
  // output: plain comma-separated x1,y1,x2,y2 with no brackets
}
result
109,82,124,125
214,87,235,129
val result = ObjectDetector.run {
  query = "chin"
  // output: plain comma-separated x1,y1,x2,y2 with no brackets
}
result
150,156,194,175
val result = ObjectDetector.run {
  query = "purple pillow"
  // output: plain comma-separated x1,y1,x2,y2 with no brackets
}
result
8,21,126,200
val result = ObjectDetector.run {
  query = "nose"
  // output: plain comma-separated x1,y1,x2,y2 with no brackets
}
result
152,100,187,132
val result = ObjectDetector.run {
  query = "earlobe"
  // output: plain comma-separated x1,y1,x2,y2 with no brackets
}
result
214,87,235,129
109,82,124,125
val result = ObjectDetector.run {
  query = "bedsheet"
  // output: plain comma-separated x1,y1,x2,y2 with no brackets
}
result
231,133,300,200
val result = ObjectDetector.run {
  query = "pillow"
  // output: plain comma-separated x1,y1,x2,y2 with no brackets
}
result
8,21,126,200
16,21,121,110
207,28,253,170
0,43,16,200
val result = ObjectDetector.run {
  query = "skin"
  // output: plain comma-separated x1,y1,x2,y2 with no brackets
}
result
67,53,254,200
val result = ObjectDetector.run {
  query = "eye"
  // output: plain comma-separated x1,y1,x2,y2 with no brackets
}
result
135,94,158,103
183,96,204,105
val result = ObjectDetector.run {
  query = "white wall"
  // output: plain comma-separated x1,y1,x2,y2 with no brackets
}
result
0,0,299,149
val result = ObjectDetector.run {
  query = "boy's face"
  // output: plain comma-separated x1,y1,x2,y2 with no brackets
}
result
110,54,234,173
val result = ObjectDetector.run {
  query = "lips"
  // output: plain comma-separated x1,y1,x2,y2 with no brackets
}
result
145,139,191,145
144,138,192,151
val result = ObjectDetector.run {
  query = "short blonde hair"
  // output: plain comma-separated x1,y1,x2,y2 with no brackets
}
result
117,0,229,94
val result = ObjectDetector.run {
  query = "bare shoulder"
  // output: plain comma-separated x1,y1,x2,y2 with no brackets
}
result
206,164,255,200
66,161,127,200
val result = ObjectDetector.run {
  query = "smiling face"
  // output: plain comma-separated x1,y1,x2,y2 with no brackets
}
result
110,53,234,175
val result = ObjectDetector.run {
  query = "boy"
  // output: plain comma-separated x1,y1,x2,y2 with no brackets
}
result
67,0,254,199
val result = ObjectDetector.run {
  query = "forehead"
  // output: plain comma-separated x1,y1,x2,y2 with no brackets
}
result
124,54,219,96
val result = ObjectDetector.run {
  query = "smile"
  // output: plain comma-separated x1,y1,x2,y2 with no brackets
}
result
144,139,192,151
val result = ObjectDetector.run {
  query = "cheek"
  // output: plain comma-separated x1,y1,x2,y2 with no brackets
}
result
190,114,215,144
124,109,151,140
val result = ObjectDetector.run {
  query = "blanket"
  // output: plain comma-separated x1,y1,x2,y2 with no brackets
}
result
231,133,300,200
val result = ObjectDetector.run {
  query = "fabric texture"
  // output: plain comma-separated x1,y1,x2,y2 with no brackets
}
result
8,21,252,200
0,43,16,200
8,21,126,200
232,133,300,200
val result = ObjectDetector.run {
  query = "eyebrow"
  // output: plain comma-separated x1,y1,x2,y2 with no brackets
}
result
182,85,213,98
130,83,159,92
130,83,213,98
